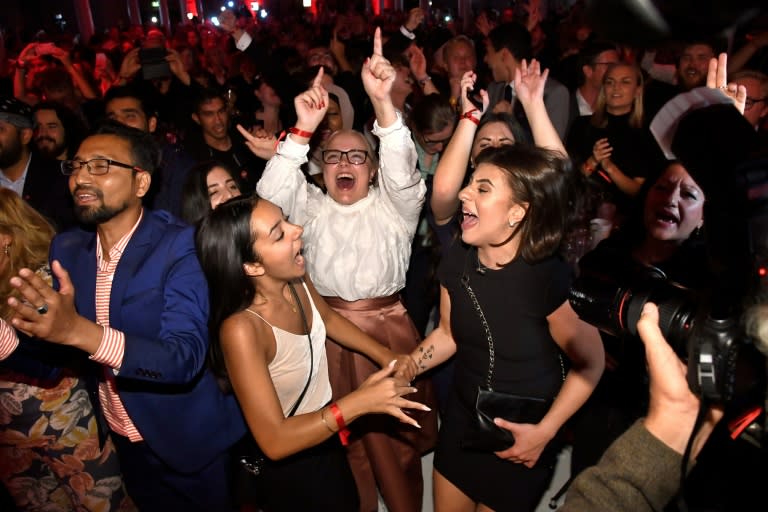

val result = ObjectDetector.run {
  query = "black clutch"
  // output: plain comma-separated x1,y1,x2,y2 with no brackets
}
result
461,387,552,452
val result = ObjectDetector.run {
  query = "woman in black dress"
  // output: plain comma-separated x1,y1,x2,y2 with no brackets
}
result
399,145,604,511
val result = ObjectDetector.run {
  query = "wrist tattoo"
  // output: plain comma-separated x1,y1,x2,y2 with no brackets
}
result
416,345,434,371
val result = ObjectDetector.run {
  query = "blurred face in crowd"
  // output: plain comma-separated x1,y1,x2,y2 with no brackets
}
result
307,47,337,75
105,97,157,133
603,64,641,115
322,130,376,206
206,166,241,209
677,43,714,91
0,121,29,169
471,121,515,160
644,163,704,244
255,82,281,109
33,108,67,159
484,41,511,83
735,76,768,129
418,122,456,156
445,39,476,80
584,50,620,90
318,97,344,143
193,97,230,143
392,65,414,97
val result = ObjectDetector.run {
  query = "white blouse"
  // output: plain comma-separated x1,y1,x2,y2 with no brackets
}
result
256,114,425,301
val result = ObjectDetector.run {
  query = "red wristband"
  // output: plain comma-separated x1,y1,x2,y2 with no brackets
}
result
288,127,314,139
459,109,480,126
329,403,351,446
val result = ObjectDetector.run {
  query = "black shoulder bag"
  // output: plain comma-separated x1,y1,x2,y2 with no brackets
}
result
459,251,556,452
237,282,314,477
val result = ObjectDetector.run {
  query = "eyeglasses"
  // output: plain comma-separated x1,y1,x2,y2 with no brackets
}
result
321,149,369,165
61,158,146,176
592,61,616,66
745,97,767,110
422,135,452,147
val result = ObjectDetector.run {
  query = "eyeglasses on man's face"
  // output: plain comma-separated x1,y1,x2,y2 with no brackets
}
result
745,97,767,110
61,158,146,176
321,149,369,165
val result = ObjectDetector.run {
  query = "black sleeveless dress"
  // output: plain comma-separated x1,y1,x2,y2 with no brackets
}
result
433,242,571,511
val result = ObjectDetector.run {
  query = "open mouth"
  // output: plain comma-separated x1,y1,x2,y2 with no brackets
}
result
654,209,679,226
336,173,356,191
461,210,478,230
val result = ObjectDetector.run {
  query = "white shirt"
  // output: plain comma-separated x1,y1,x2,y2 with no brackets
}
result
575,89,594,116
257,114,425,301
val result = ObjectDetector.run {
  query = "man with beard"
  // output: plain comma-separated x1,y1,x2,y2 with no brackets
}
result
32,101,86,160
0,97,75,230
644,40,717,123
0,120,245,511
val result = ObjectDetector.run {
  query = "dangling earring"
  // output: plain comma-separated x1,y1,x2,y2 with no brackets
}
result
3,244,9,256
692,226,702,238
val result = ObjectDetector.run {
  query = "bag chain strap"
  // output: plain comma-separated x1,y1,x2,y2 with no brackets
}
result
461,253,496,391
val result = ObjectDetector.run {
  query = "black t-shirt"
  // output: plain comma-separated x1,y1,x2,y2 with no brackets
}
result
438,241,572,409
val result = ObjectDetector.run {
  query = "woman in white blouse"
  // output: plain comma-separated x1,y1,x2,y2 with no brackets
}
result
245,29,438,512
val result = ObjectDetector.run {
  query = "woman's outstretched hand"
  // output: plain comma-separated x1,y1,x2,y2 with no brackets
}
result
362,27,395,104
460,71,488,116
294,67,329,136
356,360,430,428
514,58,548,108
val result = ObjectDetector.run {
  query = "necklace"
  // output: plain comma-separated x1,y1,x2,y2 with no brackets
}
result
284,285,298,313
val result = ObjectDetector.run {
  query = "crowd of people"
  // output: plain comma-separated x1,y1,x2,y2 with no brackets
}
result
0,1,767,511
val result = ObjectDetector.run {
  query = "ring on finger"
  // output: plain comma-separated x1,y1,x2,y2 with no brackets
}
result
36,303,49,315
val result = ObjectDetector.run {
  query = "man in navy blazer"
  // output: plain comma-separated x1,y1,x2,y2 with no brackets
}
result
3,121,244,510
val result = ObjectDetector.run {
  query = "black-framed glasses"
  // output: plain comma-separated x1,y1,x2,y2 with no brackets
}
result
422,135,452,147
61,158,145,176
745,97,767,110
322,149,369,165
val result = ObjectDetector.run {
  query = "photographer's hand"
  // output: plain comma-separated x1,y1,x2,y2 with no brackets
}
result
117,48,141,84
639,303,723,458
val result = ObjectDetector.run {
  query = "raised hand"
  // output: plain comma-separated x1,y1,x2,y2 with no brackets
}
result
362,27,396,104
118,48,141,81
293,67,329,137
404,7,425,32
706,53,747,114
514,58,548,107
237,124,277,160
459,71,488,116
219,10,237,34
356,361,430,428
407,44,428,82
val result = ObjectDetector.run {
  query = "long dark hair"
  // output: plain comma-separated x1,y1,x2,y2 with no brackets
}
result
474,145,576,264
181,160,239,225
195,195,262,391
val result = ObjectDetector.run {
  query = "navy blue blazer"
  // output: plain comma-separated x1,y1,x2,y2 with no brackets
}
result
50,210,244,473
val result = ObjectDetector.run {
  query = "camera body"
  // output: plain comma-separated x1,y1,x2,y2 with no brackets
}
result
139,47,171,80
569,265,740,403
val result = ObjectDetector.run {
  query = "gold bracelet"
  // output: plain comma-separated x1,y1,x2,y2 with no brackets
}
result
320,407,335,433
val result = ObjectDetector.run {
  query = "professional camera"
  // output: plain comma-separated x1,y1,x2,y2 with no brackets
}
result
570,102,767,449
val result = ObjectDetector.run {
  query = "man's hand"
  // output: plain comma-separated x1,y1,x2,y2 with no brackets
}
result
8,261,81,346
706,53,747,114
404,8,425,32
639,303,723,458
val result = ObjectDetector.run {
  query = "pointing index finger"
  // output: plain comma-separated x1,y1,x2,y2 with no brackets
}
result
312,66,324,87
373,27,382,56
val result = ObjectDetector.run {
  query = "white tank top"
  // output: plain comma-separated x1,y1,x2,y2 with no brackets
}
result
246,281,332,416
